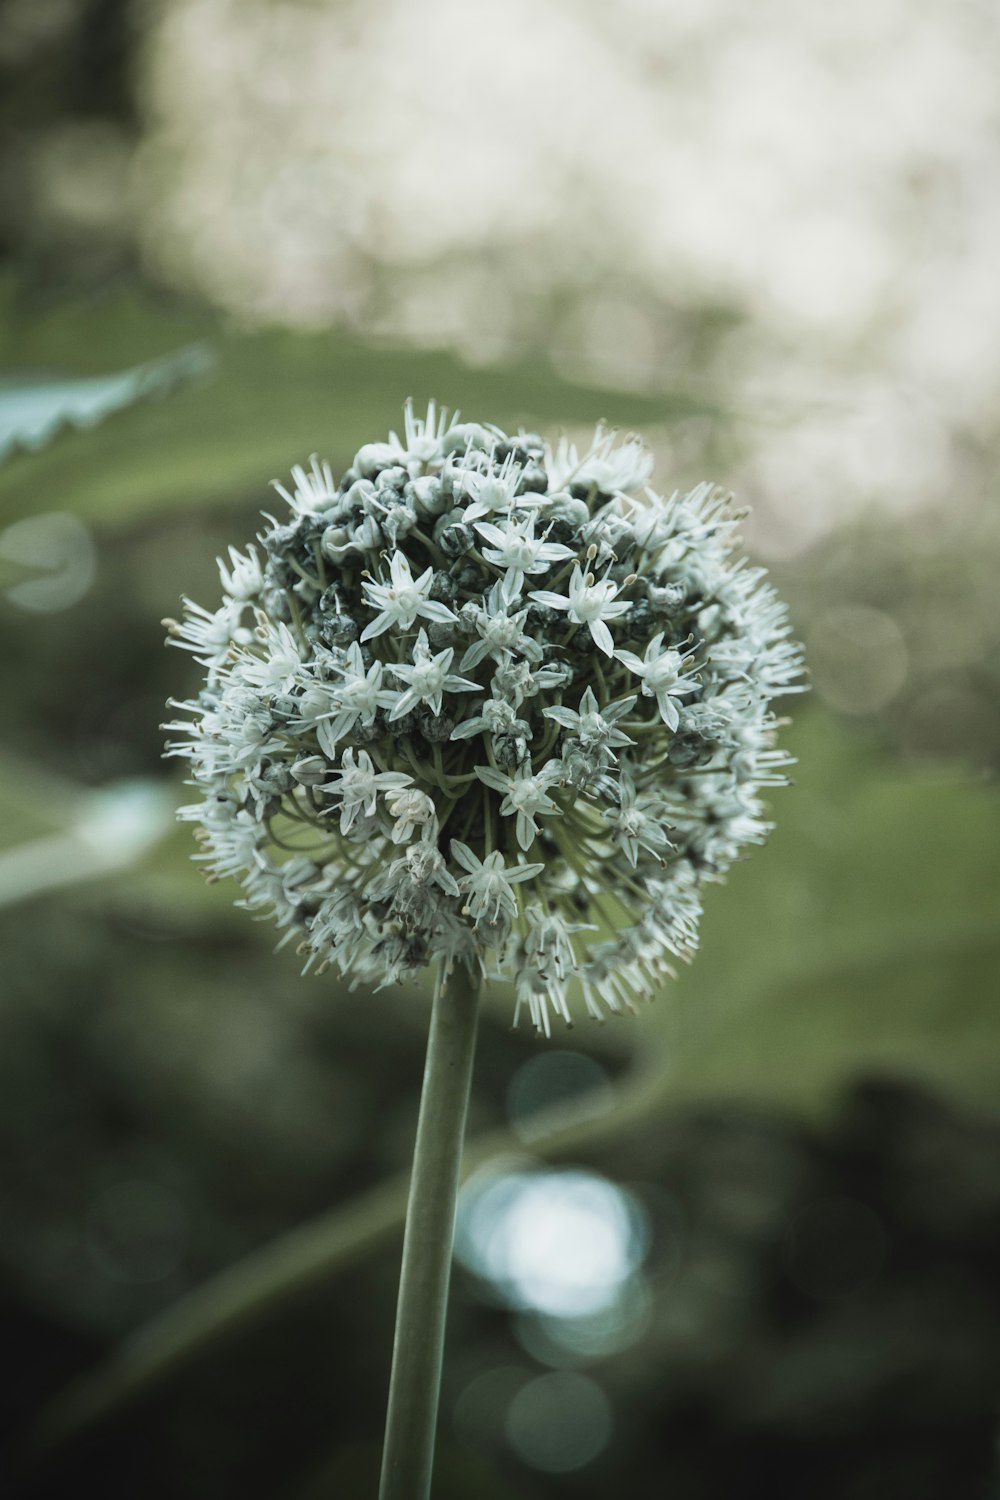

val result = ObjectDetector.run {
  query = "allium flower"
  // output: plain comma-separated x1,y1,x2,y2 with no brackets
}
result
473,512,575,599
386,629,480,720
529,562,631,656
359,551,458,640
165,402,804,1033
614,631,701,729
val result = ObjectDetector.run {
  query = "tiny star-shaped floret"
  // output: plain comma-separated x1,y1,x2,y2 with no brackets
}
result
476,762,562,851
529,564,631,656
360,550,459,641
614,632,700,730
460,582,543,671
543,687,637,763
462,451,542,523
388,629,481,720
474,513,574,599
450,840,544,926
604,774,676,867
315,641,398,753
320,747,412,834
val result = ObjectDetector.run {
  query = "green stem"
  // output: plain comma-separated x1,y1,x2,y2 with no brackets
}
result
378,962,482,1500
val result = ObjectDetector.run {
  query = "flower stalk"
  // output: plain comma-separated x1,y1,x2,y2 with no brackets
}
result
378,961,481,1500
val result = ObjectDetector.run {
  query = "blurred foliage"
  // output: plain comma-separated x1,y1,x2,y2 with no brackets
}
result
1,279,998,1498
0,0,141,285
0,276,702,526
0,344,211,462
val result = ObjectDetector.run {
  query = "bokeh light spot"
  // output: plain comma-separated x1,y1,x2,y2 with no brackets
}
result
0,512,96,613
808,603,909,714
456,1166,650,1317
517,1274,652,1366
505,1370,612,1473
505,1050,614,1141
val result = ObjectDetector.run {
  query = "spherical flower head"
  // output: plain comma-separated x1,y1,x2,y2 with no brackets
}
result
165,402,804,1034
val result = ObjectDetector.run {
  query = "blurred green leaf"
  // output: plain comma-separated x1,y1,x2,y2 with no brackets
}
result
0,346,212,464
634,707,1000,1114
0,278,706,525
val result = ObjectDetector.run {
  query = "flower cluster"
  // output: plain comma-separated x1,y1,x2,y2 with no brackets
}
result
165,403,803,1033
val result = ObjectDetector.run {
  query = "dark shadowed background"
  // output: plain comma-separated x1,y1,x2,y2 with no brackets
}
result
1,2,998,1496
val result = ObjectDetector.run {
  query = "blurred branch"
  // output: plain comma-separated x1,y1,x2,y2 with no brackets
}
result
30,1061,664,1454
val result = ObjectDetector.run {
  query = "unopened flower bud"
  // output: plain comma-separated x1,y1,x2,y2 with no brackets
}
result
291,756,329,785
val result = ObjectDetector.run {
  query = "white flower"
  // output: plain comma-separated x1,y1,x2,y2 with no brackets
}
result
321,747,412,834
367,842,461,923
475,761,562,852
614,492,669,554
314,641,397,753
236,620,307,694
450,840,543,936
462,451,542,523
387,629,481,720
272,455,338,515
525,909,583,976
614,632,700,730
529,563,631,656
543,687,636,764
450,694,529,744
513,969,572,1037
168,403,803,1025
164,598,253,672
490,654,570,708
189,805,265,882
360,551,459,641
369,494,417,549
604,774,675,868
512,910,595,1035
322,512,382,562
460,583,543,671
388,397,451,471
473,513,574,599
546,426,654,495
386,787,438,844
217,545,264,602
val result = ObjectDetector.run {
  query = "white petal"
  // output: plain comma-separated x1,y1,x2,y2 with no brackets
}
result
543,706,578,728
450,718,484,740
418,600,460,624
389,689,419,720
460,641,490,671
360,614,390,643
527,590,570,611
656,692,680,730
589,618,615,656
476,766,512,794
449,840,479,873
